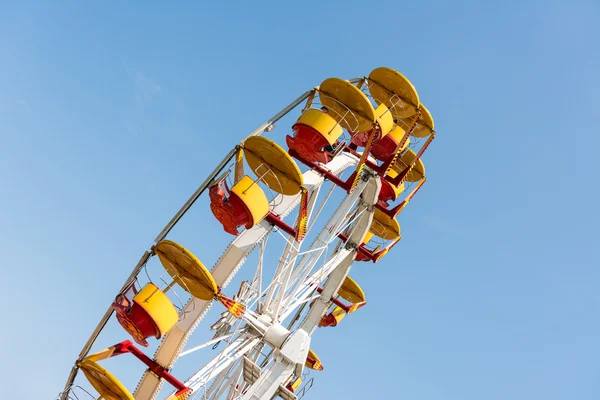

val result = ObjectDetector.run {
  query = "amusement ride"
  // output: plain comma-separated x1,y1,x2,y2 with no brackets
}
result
57,66,436,400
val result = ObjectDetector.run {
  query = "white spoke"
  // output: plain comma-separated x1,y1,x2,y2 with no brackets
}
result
184,335,261,393
180,331,243,357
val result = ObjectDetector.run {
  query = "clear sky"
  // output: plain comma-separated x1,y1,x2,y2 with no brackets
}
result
1,1,599,399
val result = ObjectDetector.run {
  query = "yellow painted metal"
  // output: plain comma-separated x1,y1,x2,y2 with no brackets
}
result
386,125,411,150
133,283,179,338
165,391,191,400
368,67,419,119
369,207,401,240
305,349,323,370
295,188,309,241
231,175,270,225
294,108,343,145
318,77,376,133
154,240,217,301
394,149,426,182
234,147,244,184
393,181,405,199
399,103,434,138
84,347,117,363
362,230,374,244
330,306,347,325
290,377,302,391
386,167,406,199
373,103,394,137
243,136,304,196
347,301,365,313
77,359,134,400
338,276,366,303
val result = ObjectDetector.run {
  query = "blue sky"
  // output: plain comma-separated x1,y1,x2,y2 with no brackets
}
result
1,1,599,399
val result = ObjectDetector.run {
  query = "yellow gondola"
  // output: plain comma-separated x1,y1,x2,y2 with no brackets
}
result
210,173,270,236
370,124,411,162
350,103,395,147
286,107,344,164
112,282,179,347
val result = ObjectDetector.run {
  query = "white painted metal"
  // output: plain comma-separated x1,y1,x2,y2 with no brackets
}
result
183,335,261,392
265,187,321,319
300,174,380,335
179,331,241,357
263,323,291,349
277,183,369,320
241,330,311,400
233,172,382,400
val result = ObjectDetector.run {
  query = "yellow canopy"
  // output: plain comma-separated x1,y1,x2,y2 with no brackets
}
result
243,136,304,196
154,240,217,301
338,276,366,303
78,359,134,400
319,77,376,133
368,67,419,119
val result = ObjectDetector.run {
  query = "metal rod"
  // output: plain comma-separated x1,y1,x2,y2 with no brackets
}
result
247,89,315,138
122,341,189,392
265,213,296,237
383,177,426,217
163,280,177,294
338,233,375,261
179,332,238,357
390,132,435,187
315,287,349,310
379,110,421,175
289,149,350,191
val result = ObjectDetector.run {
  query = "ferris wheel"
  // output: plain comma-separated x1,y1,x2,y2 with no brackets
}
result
58,67,436,400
